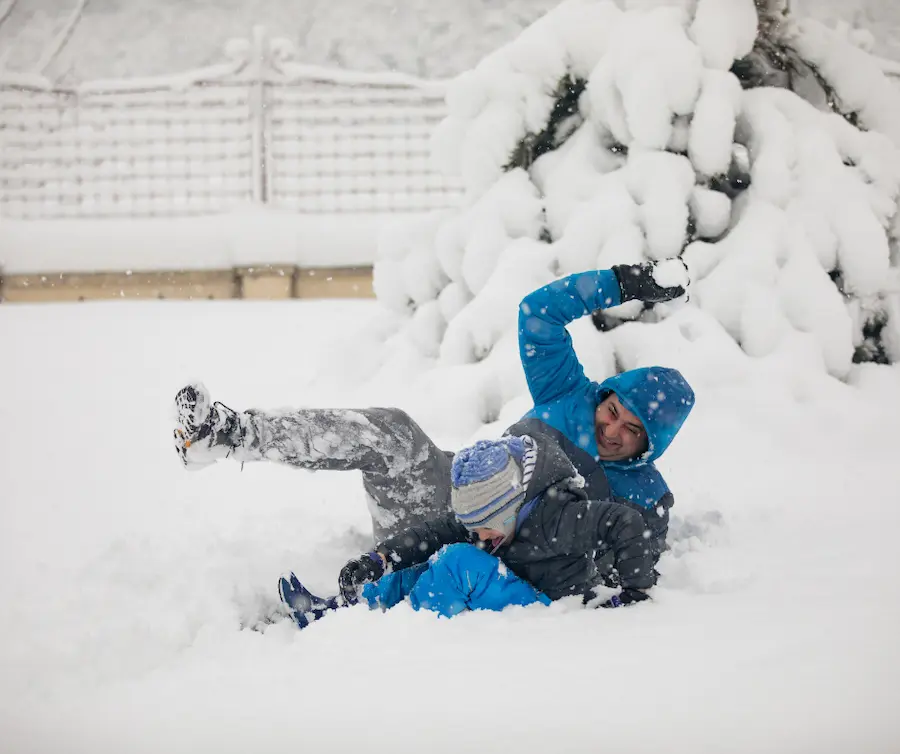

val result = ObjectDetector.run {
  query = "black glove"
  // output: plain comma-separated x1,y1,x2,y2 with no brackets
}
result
338,552,386,603
613,261,687,304
600,588,651,609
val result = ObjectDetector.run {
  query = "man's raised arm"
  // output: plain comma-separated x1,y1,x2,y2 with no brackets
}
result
518,263,687,405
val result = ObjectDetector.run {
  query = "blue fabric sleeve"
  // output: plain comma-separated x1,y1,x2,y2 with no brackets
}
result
408,543,551,617
518,270,622,405
362,562,430,610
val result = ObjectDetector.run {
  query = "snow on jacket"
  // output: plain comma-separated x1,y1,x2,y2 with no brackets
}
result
512,270,695,573
375,432,656,600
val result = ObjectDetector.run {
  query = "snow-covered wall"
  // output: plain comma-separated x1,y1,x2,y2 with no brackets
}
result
376,0,900,381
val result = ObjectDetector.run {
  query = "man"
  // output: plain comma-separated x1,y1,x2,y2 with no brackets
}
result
174,261,694,590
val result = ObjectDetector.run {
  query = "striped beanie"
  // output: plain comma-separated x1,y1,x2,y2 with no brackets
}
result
450,436,537,542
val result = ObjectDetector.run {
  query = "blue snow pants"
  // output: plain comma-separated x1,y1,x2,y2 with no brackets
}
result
361,543,551,618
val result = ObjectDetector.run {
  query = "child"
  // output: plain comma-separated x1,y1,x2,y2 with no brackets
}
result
279,433,656,628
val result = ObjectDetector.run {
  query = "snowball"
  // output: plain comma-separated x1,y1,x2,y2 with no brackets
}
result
652,259,690,289
689,0,758,70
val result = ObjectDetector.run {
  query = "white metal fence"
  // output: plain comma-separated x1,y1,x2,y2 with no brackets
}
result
0,27,463,219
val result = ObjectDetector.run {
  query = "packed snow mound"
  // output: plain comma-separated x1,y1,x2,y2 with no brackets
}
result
375,0,900,383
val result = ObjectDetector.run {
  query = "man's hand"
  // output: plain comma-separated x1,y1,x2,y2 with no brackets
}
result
613,260,688,304
338,552,387,603
600,588,651,608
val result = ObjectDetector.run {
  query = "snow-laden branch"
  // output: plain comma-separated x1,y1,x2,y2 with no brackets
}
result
876,55,900,79
0,0,16,30
377,0,900,374
34,0,87,76
0,0,19,71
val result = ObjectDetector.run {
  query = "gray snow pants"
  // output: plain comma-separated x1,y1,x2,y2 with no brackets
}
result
238,407,454,542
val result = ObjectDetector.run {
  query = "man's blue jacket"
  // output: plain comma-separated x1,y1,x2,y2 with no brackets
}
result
506,269,695,579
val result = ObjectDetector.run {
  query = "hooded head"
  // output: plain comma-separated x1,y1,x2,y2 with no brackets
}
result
450,436,537,546
597,366,694,466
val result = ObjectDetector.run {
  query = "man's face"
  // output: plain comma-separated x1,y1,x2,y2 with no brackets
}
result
594,393,648,461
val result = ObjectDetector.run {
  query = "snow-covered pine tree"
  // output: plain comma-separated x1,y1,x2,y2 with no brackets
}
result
373,0,900,398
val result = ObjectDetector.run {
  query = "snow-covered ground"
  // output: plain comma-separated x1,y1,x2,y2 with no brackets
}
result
2,298,900,753
2,3,900,750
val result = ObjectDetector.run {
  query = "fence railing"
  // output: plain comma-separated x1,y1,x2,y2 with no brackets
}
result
0,27,464,220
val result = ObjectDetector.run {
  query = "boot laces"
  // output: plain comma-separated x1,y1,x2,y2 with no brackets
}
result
211,401,247,469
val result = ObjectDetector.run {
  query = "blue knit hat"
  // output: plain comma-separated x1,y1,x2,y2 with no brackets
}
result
450,436,536,542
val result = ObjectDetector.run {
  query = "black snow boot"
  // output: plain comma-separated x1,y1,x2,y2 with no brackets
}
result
173,382,246,469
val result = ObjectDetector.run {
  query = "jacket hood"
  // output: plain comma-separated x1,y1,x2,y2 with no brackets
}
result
598,366,694,467
520,432,583,500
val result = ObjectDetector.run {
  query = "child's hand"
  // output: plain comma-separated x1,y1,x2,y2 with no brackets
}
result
338,552,387,603
600,587,651,608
